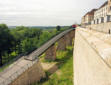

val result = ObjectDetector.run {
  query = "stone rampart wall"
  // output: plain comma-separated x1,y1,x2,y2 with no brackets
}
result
74,28,111,85
86,22,111,33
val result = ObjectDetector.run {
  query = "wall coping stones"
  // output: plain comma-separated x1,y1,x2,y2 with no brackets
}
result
77,27,111,68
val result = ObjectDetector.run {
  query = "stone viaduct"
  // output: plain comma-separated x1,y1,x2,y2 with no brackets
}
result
0,29,75,85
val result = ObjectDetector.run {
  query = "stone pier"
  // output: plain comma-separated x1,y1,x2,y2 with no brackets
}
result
45,44,56,61
10,61,46,85
64,33,72,46
69,30,75,45
57,36,66,51
70,30,75,39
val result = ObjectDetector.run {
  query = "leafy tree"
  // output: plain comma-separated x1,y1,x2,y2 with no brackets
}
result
32,29,42,40
0,24,14,66
21,38,38,54
56,25,61,31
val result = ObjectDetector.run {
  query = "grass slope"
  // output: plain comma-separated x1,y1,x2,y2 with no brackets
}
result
33,46,73,85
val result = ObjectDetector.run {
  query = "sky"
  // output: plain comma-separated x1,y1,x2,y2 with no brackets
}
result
0,0,107,26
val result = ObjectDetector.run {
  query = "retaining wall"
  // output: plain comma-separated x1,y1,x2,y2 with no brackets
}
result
74,28,111,85
86,22,111,33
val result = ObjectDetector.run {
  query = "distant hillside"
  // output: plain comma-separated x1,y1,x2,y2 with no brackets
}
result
8,26,56,29
8,26,70,29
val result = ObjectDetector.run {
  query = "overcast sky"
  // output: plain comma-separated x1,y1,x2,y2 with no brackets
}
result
0,0,107,26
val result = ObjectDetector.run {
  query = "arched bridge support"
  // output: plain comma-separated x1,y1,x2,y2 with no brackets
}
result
69,30,75,43
57,29,75,51
64,33,72,46
45,44,56,61
57,36,66,51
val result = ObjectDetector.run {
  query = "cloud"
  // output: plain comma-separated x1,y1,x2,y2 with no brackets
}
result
0,0,107,26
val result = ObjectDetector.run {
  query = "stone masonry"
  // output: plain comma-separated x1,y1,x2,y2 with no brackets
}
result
65,30,75,46
86,22,111,33
10,61,46,85
74,27,111,85
45,44,56,61
70,30,75,39
64,33,72,46
57,36,66,51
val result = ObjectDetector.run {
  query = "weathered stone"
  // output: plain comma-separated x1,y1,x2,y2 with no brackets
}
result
64,33,72,46
57,36,66,51
66,30,75,46
86,22,111,33
69,30,75,39
10,61,45,85
45,44,56,61
47,64,58,74
74,28,111,85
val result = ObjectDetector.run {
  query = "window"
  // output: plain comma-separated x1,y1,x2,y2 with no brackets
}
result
101,17,104,23
107,15,111,22
110,6,111,10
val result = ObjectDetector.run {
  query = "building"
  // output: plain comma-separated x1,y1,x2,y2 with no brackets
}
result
81,16,85,26
81,9,97,26
108,0,111,15
92,0,111,24
93,1,108,24
82,0,111,26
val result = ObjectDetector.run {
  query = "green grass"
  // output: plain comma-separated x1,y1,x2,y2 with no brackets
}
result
32,46,73,85
0,63,11,72
0,52,18,72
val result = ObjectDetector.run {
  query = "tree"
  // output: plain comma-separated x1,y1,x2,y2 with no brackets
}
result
0,24,14,66
56,25,61,31
21,38,38,54
32,29,42,40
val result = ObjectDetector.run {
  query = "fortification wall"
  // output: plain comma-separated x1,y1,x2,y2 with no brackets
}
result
86,22,111,33
74,28,111,85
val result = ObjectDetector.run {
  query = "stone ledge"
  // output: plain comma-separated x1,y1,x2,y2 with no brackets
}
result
77,27,111,67
74,28,111,85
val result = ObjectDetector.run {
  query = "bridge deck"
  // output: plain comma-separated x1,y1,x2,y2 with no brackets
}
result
25,29,73,61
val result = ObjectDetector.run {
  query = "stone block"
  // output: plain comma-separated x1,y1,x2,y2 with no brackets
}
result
10,61,45,85
45,44,56,61
57,36,66,51
64,33,72,46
